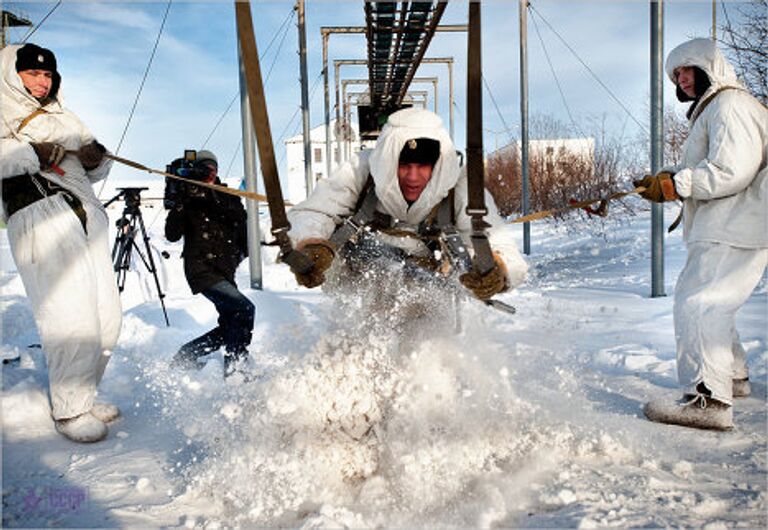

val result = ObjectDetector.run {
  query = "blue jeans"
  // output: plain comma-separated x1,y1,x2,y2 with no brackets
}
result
178,280,255,361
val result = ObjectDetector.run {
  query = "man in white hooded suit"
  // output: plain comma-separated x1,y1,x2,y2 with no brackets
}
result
1,43,122,443
288,108,527,312
637,39,767,430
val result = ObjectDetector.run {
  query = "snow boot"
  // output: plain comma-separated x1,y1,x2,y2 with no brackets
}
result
643,392,733,431
55,412,108,443
732,378,751,398
90,402,120,423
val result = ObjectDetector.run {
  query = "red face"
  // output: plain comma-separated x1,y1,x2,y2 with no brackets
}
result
674,66,696,98
397,162,434,202
201,162,218,184
18,69,53,99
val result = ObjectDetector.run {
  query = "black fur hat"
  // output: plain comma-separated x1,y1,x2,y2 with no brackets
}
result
399,138,441,166
15,43,61,99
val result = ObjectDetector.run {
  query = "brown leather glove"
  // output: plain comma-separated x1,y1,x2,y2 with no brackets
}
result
31,142,66,170
294,238,336,288
460,252,509,301
633,171,679,203
77,140,106,170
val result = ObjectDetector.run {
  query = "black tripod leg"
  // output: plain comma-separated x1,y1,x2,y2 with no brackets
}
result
135,212,170,326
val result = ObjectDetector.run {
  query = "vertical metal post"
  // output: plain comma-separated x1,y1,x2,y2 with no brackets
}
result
297,0,313,197
432,78,438,113
519,0,531,255
651,0,665,297
711,0,717,40
334,62,343,168
238,43,263,290
448,60,455,139
322,32,332,178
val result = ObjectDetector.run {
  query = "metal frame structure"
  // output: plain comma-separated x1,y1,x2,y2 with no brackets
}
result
321,23,465,176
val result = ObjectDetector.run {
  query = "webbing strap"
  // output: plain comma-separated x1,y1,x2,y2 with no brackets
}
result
17,109,47,133
329,180,379,248
465,1,495,276
235,1,312,275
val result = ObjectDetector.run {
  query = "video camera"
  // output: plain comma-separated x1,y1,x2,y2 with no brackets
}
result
164,149,211,210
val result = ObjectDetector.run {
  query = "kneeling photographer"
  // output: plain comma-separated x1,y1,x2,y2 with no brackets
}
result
164,150,254,378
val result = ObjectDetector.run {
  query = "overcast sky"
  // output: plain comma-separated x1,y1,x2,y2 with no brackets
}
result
4,1,731,189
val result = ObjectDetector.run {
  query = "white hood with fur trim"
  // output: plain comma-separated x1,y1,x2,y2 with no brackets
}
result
288,108,527,288
0,44,112,221
665,38,767,248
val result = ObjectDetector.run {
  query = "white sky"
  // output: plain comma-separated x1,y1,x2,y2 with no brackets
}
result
4,1,732,187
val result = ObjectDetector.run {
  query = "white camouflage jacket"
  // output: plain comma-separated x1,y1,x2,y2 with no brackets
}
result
288,108,528,288
0,44,112,222
665,38,767,249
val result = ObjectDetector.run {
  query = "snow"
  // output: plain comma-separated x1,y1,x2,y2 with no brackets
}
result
2,201,766,528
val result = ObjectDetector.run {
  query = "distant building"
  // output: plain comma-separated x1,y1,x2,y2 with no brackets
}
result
284,120,376,204
490,137,595,168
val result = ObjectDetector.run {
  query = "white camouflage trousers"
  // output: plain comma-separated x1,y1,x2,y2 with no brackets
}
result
674,241,768,405
8,194,122,419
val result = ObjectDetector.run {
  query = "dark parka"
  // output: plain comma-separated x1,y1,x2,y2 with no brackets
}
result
165,182,248,294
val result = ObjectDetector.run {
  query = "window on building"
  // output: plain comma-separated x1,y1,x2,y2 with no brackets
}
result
314,147,323,163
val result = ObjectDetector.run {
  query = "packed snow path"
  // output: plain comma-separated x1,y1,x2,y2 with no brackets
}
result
2,202,766,528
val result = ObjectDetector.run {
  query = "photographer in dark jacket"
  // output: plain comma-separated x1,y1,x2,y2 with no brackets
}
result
165,150,254,377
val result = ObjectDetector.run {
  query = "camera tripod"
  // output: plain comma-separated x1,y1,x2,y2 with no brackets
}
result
105,187,170,326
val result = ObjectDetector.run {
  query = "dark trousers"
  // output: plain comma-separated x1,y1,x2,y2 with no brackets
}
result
178,280,255,361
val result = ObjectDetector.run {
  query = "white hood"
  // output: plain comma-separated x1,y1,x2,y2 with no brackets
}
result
368,108,460,224
665,38,742,91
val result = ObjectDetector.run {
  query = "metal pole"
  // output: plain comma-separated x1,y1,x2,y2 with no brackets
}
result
448,60,454,139
334,61,342,169
432,78,438,113
323,33,332,178
651,0,665,297
238,42,263,290
711,0,716,40
519,0,531,255
297,0,313,197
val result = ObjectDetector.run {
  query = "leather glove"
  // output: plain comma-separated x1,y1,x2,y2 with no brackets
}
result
31,142,66,170
633,171,679,203
459,252,509,301
294,238,336,288
77,140,106,170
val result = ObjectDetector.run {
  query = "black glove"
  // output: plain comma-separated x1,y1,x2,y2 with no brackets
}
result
77,140,106,170
31,142,66,170
459,253,509,300
633,171,679,203
294,239,335,288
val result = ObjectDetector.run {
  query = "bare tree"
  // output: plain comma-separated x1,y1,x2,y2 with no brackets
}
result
720,0,767,103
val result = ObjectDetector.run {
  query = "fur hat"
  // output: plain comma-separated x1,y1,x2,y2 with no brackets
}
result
196,150,218,166
15,43,61,99
398,138,441,166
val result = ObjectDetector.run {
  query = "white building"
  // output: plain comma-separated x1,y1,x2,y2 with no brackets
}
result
491,137,595,167
284,120,373,204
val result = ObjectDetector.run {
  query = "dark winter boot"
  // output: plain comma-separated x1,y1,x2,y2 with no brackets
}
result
643,388,733,431
223,349,252,380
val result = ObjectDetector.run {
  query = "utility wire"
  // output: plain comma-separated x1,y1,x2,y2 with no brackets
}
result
201,7,296,149
98,0,172,200
20,1,62,43
115,0,172,155
528,8,588,139
481,74,516,145
528,3,648,134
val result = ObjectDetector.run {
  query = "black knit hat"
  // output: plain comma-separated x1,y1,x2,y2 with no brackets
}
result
399,138,440,166
15,43,61,99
